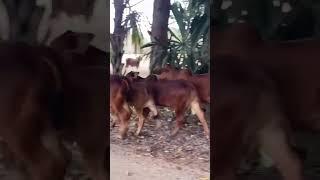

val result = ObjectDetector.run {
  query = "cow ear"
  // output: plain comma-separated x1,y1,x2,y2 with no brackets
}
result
73,32,95,54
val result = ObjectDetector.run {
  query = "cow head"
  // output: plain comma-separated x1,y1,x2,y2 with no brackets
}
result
50,30,95,54
125,71,141,83
126,71,140,78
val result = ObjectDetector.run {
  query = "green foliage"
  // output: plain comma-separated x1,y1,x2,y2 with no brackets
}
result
126,11,144,53
142,0,210,73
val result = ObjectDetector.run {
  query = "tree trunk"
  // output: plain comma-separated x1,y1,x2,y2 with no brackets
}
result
110,0,126,75
149,0,170,72
2,0,45,44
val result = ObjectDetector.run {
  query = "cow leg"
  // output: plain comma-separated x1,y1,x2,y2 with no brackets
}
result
7,133,66,180
118,102,131,139
258,126,303,180
171,106,187,137
42,130,72,168
80,144,107,180
75,123,107,180
135,108,145,136
145,99,158,118
253,87,304,180
200,101,208,112
190,99,210,139
110,113,119,128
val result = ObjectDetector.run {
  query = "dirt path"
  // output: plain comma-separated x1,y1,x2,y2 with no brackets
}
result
110,144,210,180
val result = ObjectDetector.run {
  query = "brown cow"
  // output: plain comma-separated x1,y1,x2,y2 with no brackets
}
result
124,77,158,136
125,57,142,68
156,64,210,104
213,55,303,180
125,74,210,138
111,73,158,138
49,31,109,180
213,22,320,133
0,31,108,180
0,42,68,180
110,75,132,138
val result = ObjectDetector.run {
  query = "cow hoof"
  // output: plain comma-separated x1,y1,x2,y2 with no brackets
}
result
205,134,210,140
135,131,140,136
117,134,126,140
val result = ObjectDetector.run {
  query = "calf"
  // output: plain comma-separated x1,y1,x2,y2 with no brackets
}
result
126,75,210,138
125,57,141,68
213,55,303,180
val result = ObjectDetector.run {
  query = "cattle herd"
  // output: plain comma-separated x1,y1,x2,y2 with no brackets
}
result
0,30,107,180
2,20,319,180
110,65,210,140
213,22,320,180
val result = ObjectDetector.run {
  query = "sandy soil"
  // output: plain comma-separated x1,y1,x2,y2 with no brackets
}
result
110,144,210,180
110,106,211,180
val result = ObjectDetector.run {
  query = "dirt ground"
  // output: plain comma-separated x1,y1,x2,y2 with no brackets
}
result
0,142,93,180
110,106,210,180
110,144,209,180
110,105,320,180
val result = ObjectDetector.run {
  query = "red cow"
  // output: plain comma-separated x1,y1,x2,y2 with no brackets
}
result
110,74,158,138
213,55,303,180
50,30,109,180
125,74,210,138
0,42,68,180
156,64,210,104
110,75,132,138
0,30,109,180
213,22,320,133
